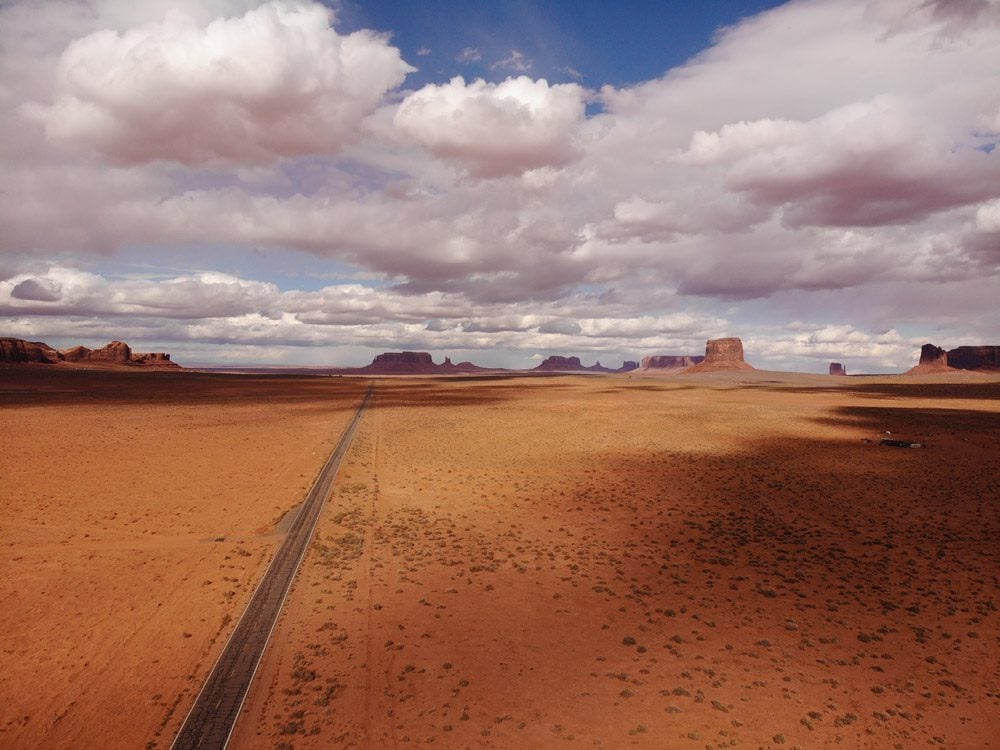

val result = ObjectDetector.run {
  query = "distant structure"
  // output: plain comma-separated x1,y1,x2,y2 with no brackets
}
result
354,351,485,374
947,346,1000,371
906,344,951,374
0,338,178,368
640,354,704,370
682,337,754,373
533,355,636,373
905,343,1000,374
829,362,847,376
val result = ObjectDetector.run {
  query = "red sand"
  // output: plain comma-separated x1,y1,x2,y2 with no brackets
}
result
1,368,998,749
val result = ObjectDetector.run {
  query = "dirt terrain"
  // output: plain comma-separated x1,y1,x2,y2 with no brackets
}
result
1,367,998,749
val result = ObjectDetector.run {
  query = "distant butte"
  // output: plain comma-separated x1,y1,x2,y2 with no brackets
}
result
682,337,755,373
533,355,637,373
829,362,847,376
906,343,1000,374
640,354,704,371
352,351,487,375
946,345,1000,371
0,338,179,368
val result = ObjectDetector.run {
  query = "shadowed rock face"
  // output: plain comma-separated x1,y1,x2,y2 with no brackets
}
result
829,362,847,376
133,352,173,364
360,351,437,373
683,337,754,373
907,343,999,374
906,343,952,375
534,355,584,371
355,351,488,374
641,354,704,370
920,344,948,367
0,338,61,363
947,346,1000,371
533,356,636,373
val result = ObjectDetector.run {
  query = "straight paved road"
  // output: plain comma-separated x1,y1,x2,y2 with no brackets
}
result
171,384,373,750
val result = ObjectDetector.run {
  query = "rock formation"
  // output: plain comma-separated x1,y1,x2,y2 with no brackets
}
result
829,362,847,376
0,338,179,368
920,344,948,367
641,354,704,370
367,351,434,372
533,356,636,373
906,343,1000,374
682,337,754,373
0,338,61,363
355,352,486,374
534,355,585,371
133,352,175,365
906,344,952,375
946,346,1000,371
62,341,135,363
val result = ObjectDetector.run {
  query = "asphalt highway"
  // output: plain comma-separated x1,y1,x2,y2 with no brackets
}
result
171,384,373,750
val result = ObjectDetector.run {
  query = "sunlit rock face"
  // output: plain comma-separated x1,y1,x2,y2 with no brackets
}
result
683,337,755,373
0,338,179,368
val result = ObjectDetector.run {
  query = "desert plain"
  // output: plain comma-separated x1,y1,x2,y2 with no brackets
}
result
1,366,998,750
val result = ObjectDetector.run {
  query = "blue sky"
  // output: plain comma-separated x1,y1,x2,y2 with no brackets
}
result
337,1,785,90
1,0,998,371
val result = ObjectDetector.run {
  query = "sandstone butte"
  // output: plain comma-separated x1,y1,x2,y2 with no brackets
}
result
829,362,847,376
681,336,755,373
640,354,705,371
906,343,1000,375
0,337,179,368
352,351,486,375
533,355,637,373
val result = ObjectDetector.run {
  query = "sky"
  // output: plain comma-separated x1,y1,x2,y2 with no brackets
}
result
1,0,998,372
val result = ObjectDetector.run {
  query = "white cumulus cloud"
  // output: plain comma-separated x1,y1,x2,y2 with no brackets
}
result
25,1,413,165
394,75,585,177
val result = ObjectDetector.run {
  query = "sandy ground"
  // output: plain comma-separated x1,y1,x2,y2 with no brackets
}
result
0,368,367,749
2,368,998,749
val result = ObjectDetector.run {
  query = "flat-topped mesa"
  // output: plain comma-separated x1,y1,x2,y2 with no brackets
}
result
350,351,488,375
362,351,436,373
533,355,630,373
829,362,847,376
534,355,584,371
641,354,704,370
906,343,952,375
682,337,755,373
372,351,433,367
947,345,1000,371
